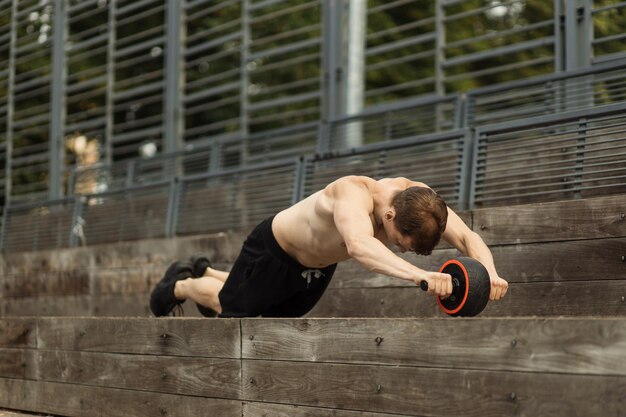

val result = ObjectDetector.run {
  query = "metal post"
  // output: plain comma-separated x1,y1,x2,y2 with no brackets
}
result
320,0,345,153
574,117,587,199
435,1,446,131
165,0,184,157
458,130,474,211
565,0,591,70
554,0,563,72
240,0,250,164
0,204,9,252
564,0,592,110
105,0,116,166
291,157,306,204
69,196,85,247
165,178,181,238
125,160,135,188
435,0,445,96
5,0,17,205
343,0,366,148
49,0,67,199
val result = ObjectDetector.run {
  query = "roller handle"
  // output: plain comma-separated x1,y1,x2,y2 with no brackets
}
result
420,281,428,291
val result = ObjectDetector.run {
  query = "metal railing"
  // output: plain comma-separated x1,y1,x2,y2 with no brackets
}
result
470,102,626,207
304,130,471,209
2,0,626,205
3,100,626,252
466,58,626,127
321,93,462,153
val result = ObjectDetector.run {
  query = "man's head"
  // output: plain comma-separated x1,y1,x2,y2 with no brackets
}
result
384,186,448,256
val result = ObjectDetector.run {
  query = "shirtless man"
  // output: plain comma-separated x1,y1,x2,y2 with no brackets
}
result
150,175,508,317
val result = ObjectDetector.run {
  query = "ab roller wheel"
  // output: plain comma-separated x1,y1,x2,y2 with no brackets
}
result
420,257,491,317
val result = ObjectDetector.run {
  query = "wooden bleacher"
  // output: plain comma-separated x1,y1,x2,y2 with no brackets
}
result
0,194,624,416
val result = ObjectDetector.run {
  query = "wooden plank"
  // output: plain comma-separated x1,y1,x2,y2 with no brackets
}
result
243,360,625,417
3,295,92,316
0,349,36,380
2,270,89,297
0,319,37,348
243,402,406,417
332,238,626,289
309,286,452,318
2,294,206,318
0,378,241,417
489,237,626,283
37,317,240,358
310,280,626,317
330,249,458,289
484,280,626,316
472,194,626,245
36,350,241,399
242,318,626,375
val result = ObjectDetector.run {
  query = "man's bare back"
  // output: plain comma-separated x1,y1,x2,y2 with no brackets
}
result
272,176,412,268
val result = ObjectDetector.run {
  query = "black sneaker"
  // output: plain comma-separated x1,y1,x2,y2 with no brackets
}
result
189,254,218,318
189,254,212,278
150,261,194,317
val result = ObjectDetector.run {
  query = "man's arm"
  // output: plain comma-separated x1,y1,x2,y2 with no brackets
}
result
404,178,508,300
329,177,453,297
441,208,509,300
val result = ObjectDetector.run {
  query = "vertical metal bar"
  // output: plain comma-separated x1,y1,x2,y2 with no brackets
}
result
125,160,135,188
69,196,85,247
344,0,366,148
458,130,474,211
209,141,222,173
165,178,181,237
435,1,446,131
49,0,67,199
463,94,473,128
241,0,250,136
454,94,464,129
574,116,587,199
165,0,184,156
435,0,445,96
583,0,593,63
291,157,305,204
468,130,485,209
67,166,76,195
554,0,563,72
0,204,9,251
105,0,116,166
240,0,250,165
5,0,17,205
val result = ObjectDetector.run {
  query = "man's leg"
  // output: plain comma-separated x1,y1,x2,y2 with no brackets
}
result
201,266,229,282
174,277,224,314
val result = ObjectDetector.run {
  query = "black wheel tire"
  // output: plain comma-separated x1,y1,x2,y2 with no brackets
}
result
437,257,490,317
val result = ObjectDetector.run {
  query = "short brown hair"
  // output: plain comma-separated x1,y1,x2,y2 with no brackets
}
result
391,186,448,256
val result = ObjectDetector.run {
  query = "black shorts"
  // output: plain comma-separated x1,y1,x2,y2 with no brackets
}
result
218,216,337,317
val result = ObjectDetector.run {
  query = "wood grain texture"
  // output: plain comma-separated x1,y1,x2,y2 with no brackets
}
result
472,194,626,245
0,349,36,380
37,317,240,358
36,350,241,399
243,402,408,417
310,280,626,317
330,237,626,290
242,318,626,375
243,360,625,417
0,378,241,417
0,319,37,348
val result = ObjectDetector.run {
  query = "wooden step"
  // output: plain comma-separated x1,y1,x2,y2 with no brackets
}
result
0,317,624,417
1,195,625,318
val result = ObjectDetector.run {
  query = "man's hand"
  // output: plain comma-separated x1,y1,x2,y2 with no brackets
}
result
490,275,508,301
420,271,453,298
